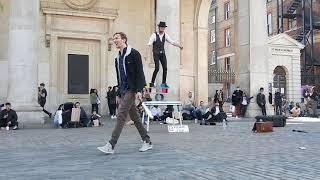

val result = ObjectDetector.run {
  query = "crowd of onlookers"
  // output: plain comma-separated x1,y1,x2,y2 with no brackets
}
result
1,82,319,131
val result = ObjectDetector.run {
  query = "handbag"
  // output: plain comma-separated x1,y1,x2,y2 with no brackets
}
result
96,97,101,105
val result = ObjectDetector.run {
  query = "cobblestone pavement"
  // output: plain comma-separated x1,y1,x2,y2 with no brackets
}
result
1,118,320,180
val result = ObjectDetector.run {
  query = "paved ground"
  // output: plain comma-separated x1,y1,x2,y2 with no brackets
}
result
1,118,320,180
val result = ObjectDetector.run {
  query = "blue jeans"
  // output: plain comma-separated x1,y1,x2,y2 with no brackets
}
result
184,106,196,118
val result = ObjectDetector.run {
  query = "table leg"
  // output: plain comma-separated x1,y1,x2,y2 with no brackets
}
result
142,112,145,124
147,116,150,132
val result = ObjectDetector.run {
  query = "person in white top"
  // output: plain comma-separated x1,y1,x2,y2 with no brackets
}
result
147,21,183,88
53,104,63,128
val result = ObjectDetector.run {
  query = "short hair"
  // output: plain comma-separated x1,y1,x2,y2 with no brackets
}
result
75,102,80,105
113,32,128,45
5,102,11,106
40,83,45,87
260,87,264,91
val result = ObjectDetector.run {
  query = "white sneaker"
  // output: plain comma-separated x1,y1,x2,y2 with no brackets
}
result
97,142,114,154
139,141,153,152
6,126,9,131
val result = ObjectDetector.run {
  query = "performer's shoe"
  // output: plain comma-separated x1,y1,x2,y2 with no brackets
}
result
139,141,153,152
162,83,169,88
97,142,114,154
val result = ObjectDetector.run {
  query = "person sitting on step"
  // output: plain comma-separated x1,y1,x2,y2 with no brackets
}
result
159,105,174,124
90,110,102,127
0,103,18,130
194,101,209,122
201,102,226,125
150,105,162,121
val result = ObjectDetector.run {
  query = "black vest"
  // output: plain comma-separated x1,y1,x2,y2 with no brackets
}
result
153,32,165,54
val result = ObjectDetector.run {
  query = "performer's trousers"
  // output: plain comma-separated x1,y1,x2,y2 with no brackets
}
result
109,91,150,148
151,52,167,84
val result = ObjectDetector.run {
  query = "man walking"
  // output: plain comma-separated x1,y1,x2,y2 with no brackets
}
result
147,21,183,88
38,83,52,117
98,32,152,154
257,87,267,116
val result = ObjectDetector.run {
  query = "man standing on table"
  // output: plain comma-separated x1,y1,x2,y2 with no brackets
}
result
147,21,183,88
97,32,152,154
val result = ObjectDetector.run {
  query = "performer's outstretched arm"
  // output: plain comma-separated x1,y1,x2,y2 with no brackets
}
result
165,33,183,50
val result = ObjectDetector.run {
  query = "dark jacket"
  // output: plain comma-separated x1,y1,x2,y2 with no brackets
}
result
115,46,146,93
107,90,112,102
0,109,18,123
256,93,266,107
108,90,117,105
232,90,243,105
274,92,282,106
211,106,224,115
310,92,318,101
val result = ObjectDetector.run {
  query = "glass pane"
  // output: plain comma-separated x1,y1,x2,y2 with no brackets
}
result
68,54,89,94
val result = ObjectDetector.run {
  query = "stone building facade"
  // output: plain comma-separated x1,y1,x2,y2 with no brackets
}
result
0,0,302,124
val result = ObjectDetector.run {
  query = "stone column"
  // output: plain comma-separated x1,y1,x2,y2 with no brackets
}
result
156,0,180,100
238,0,272,116
291,55,302,103
7,0,44,126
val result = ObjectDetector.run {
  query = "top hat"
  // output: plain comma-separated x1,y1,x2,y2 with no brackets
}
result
158,21,167,27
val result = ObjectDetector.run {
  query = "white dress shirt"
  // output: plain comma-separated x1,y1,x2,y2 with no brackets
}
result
147,32,176,46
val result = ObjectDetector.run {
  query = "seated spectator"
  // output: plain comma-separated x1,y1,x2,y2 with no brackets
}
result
290,103,301,117
61,102,74,128
53,104,63,128
183,91,196,116
194,101,209,121
201,102,226,125
160,105,174,124
90,110,102,127
74,102,89,127
150,105,162,121
0,103,18,130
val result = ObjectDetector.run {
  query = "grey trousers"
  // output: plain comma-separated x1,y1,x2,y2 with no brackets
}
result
310,99,318,116
109,91,150,148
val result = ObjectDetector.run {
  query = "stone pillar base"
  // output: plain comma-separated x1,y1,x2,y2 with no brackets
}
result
246,104,273,118
14,104,46,128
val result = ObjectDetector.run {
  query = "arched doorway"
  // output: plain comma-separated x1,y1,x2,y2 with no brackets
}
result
273,66,287,97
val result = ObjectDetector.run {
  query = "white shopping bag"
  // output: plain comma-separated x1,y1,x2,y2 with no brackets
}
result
229,105,235,113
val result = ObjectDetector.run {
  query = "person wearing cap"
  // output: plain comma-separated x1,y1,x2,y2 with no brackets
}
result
38,83,52,118
147,21,183,88
0,103,18,130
